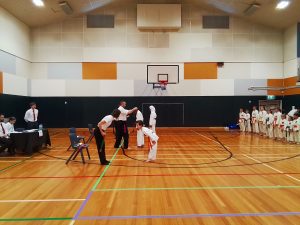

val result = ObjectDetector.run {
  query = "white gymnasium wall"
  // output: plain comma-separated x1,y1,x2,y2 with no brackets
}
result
0,6,31,97
2,73,28,96
283,24,298,78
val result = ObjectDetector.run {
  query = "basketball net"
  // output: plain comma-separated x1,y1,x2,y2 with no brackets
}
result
159,80,168,90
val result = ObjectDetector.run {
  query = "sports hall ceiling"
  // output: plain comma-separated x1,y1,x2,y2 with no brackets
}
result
0,0,299,28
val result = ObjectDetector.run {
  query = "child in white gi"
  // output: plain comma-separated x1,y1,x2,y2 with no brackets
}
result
245,109,251,132
149,105,157,132
251,106,259,134
279,114,287,141
266,109,274,138
136,110,144,148
273,108,282,140
258,106,267,135
136,121,159,162
238,108,246,132
293,112,300,144
286,116,294,143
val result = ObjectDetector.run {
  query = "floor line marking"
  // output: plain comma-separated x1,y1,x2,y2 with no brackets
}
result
190,130,220,144
0,175,99,179
244,155,300,183
0,199,85,203
102,172,300,178
77,212,300,220
69,141,123,225
94,185,300,192
0,217,72,222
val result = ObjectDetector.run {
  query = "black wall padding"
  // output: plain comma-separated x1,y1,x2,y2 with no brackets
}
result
3,94,299,128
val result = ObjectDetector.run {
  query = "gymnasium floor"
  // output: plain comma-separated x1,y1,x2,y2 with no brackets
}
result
0,128,300,225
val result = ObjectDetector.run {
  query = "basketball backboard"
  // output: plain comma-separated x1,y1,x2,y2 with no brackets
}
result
147,65,179,84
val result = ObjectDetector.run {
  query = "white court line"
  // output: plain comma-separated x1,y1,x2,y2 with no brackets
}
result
0,199,85,203
244,155,300,183
190,130,220,144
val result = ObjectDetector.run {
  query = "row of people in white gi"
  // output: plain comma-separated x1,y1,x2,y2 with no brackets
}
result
239,106,300,144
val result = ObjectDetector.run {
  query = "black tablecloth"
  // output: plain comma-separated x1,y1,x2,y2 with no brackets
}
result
10,129,51,155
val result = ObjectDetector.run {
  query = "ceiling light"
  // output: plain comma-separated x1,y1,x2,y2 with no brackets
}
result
276,0,290,9
32,0,44,7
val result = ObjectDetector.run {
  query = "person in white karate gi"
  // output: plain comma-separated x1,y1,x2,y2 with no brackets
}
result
136,110,144,148
292,112,300,144
273,108,282,140
266,109,274,138
258,106,267,136
136,121,159,162
279,114,287,141
238,108,246,132
149,105,157,132
245,109,251,132
251,106,259,134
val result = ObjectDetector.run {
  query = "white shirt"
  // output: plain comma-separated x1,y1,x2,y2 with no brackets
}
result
252,110,258,118
5,122,14,134
0,122,9,137
245,113,250,120
239,112,246,119
118,106,129,121
142,127,159,142
24,108,38,122
149,111,157,125
274,112,281,125
266,113,274,125
288,109,298,117
136,110,144,121
100,115,114,131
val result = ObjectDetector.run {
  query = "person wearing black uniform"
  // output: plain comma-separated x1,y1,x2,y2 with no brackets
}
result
94,109,120,165
114,101,138,150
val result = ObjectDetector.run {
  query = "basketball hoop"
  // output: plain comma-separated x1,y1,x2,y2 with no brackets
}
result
159,80,168,90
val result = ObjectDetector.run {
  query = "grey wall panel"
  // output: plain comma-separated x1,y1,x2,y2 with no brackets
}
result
234,79,267,96
0,50,16,74
47,63,82,79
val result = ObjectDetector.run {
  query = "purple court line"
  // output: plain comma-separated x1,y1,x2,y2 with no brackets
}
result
77,212,300,221
72,191,93,220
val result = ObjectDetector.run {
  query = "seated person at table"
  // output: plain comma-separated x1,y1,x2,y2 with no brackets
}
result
0,114,15,156
6,117,16,135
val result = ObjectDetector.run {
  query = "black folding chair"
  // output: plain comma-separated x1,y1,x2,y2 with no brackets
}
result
86,124,94,143
66,133,90,164
66,127,85,151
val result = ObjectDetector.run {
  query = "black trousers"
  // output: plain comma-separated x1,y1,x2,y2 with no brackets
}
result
94,127,107,164
114,121,129,149
0,137,15,154
27,121,38,129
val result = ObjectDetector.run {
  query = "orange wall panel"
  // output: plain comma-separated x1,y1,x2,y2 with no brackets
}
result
0,72,3,94
267,79,283,96
184,63,217,79
82,63,117,80
284,76,300,95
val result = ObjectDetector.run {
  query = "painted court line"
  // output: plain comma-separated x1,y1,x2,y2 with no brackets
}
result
0,199,84,203
244,155,300,183
77,212,300,221
103,172,300,178
69,141,123,225
0,175,99,179
0,217,72,222
190,130,220,144
94,185,300,192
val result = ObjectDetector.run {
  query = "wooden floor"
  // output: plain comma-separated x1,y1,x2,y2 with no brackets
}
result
0,128,300,225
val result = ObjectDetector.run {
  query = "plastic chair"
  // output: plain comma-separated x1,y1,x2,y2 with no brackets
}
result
66,133,90,164
66,127,85,151
86,124,94,143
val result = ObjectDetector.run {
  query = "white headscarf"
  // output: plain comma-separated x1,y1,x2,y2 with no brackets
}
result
149,105,156,112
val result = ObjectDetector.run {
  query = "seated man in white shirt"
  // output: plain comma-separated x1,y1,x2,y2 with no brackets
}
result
6,117,16,135
24,102,39,129
136,120,159,162
0,114,15,155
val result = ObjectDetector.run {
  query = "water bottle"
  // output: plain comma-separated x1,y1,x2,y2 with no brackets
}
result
39,124,43,130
